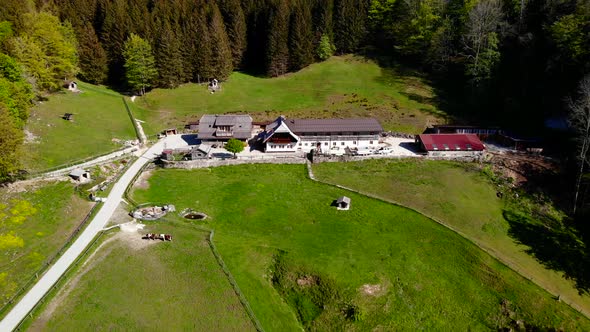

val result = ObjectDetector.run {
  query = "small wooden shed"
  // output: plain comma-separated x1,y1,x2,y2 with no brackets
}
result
161,149,174,161
190,144,212,160
335,196,351,210
69,168,90,182
164,128,177,136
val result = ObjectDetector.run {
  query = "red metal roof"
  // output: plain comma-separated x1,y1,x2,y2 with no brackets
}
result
418,134,485,151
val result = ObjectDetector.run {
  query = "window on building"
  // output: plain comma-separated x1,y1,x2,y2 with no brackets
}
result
341,142,345,146
455,144,461,150
432,144,438,150
369,141,374,144
353,141,357,144
466,144,472,150
305,143,308,146
324,142,328,146
443,144,450,150
333,142,336,145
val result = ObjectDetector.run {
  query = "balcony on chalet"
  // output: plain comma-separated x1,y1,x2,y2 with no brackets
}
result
299,134,379,141
215,128,234,137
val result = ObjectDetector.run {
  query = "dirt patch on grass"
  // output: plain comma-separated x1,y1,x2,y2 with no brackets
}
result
24,130,39,144
297,275,317,287
360,284,386,297
3,178,68,194
134,170,153,190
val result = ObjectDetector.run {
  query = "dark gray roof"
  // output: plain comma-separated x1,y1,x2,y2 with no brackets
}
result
193,144,212,154
198,114,252,140
285,118,383,133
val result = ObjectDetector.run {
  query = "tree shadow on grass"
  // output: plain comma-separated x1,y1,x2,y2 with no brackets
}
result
504,209,590,295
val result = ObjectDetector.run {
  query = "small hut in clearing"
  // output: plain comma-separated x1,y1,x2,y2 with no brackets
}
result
190,144,212,159
63,113,74,121
335,196,351,210
69,168,91,182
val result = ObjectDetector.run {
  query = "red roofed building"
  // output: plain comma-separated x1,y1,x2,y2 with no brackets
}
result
416,134,485,155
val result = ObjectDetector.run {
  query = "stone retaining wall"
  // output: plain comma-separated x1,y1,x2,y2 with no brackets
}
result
162,157,306,169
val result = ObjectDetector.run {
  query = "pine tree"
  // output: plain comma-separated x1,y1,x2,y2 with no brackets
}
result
207,3,233,80
289,3,314,70
154,20,184,88
312,0,333,41
123,33,158,95
266,0,290,77
218,0,247,68
192,4,213,81
333,0,368,53
100,0,130,85
77,23,108,84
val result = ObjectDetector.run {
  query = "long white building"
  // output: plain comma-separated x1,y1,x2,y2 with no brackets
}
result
262,116,383,153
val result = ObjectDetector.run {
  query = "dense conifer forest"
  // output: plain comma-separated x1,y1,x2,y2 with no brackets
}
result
0,0,589,216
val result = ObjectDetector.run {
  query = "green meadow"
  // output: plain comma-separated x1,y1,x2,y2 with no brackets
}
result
21,82,137,172
122,164,590,331
137,55,444,134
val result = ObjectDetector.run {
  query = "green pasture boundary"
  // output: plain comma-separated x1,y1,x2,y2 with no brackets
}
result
121,97,144,144
0,201,101,320
13,228,117,331
207,230,264,332
123,162,264,331
0,158,136,321
305,161,590,320
24,146,137,178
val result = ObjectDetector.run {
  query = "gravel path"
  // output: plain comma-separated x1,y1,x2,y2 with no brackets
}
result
0,135,189,331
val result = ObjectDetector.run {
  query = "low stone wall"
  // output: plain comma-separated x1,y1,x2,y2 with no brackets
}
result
162,157,306,169
311,153,482,164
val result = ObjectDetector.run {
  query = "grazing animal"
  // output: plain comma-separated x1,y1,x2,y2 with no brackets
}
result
142,233,172,241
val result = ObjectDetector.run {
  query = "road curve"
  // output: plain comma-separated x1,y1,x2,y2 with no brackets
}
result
0,136,185,331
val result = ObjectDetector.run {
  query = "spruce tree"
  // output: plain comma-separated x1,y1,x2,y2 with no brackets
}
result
312,0,333,40
218,0,247,68
154,20,184,88
178,0,199,81
77,23,108,84
193,4,213,81
289,3,314,70
207,3,233,80
266,0,290,77
333,0,368,53
100,0,130,85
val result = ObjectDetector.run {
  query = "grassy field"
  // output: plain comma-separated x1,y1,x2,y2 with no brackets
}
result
30,224,255,331
21,82,138,172
0,180,93,313
312,159,590,317
136,55,444,134
129,165,590,331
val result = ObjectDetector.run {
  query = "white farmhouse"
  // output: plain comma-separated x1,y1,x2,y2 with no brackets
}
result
262,116,383,153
